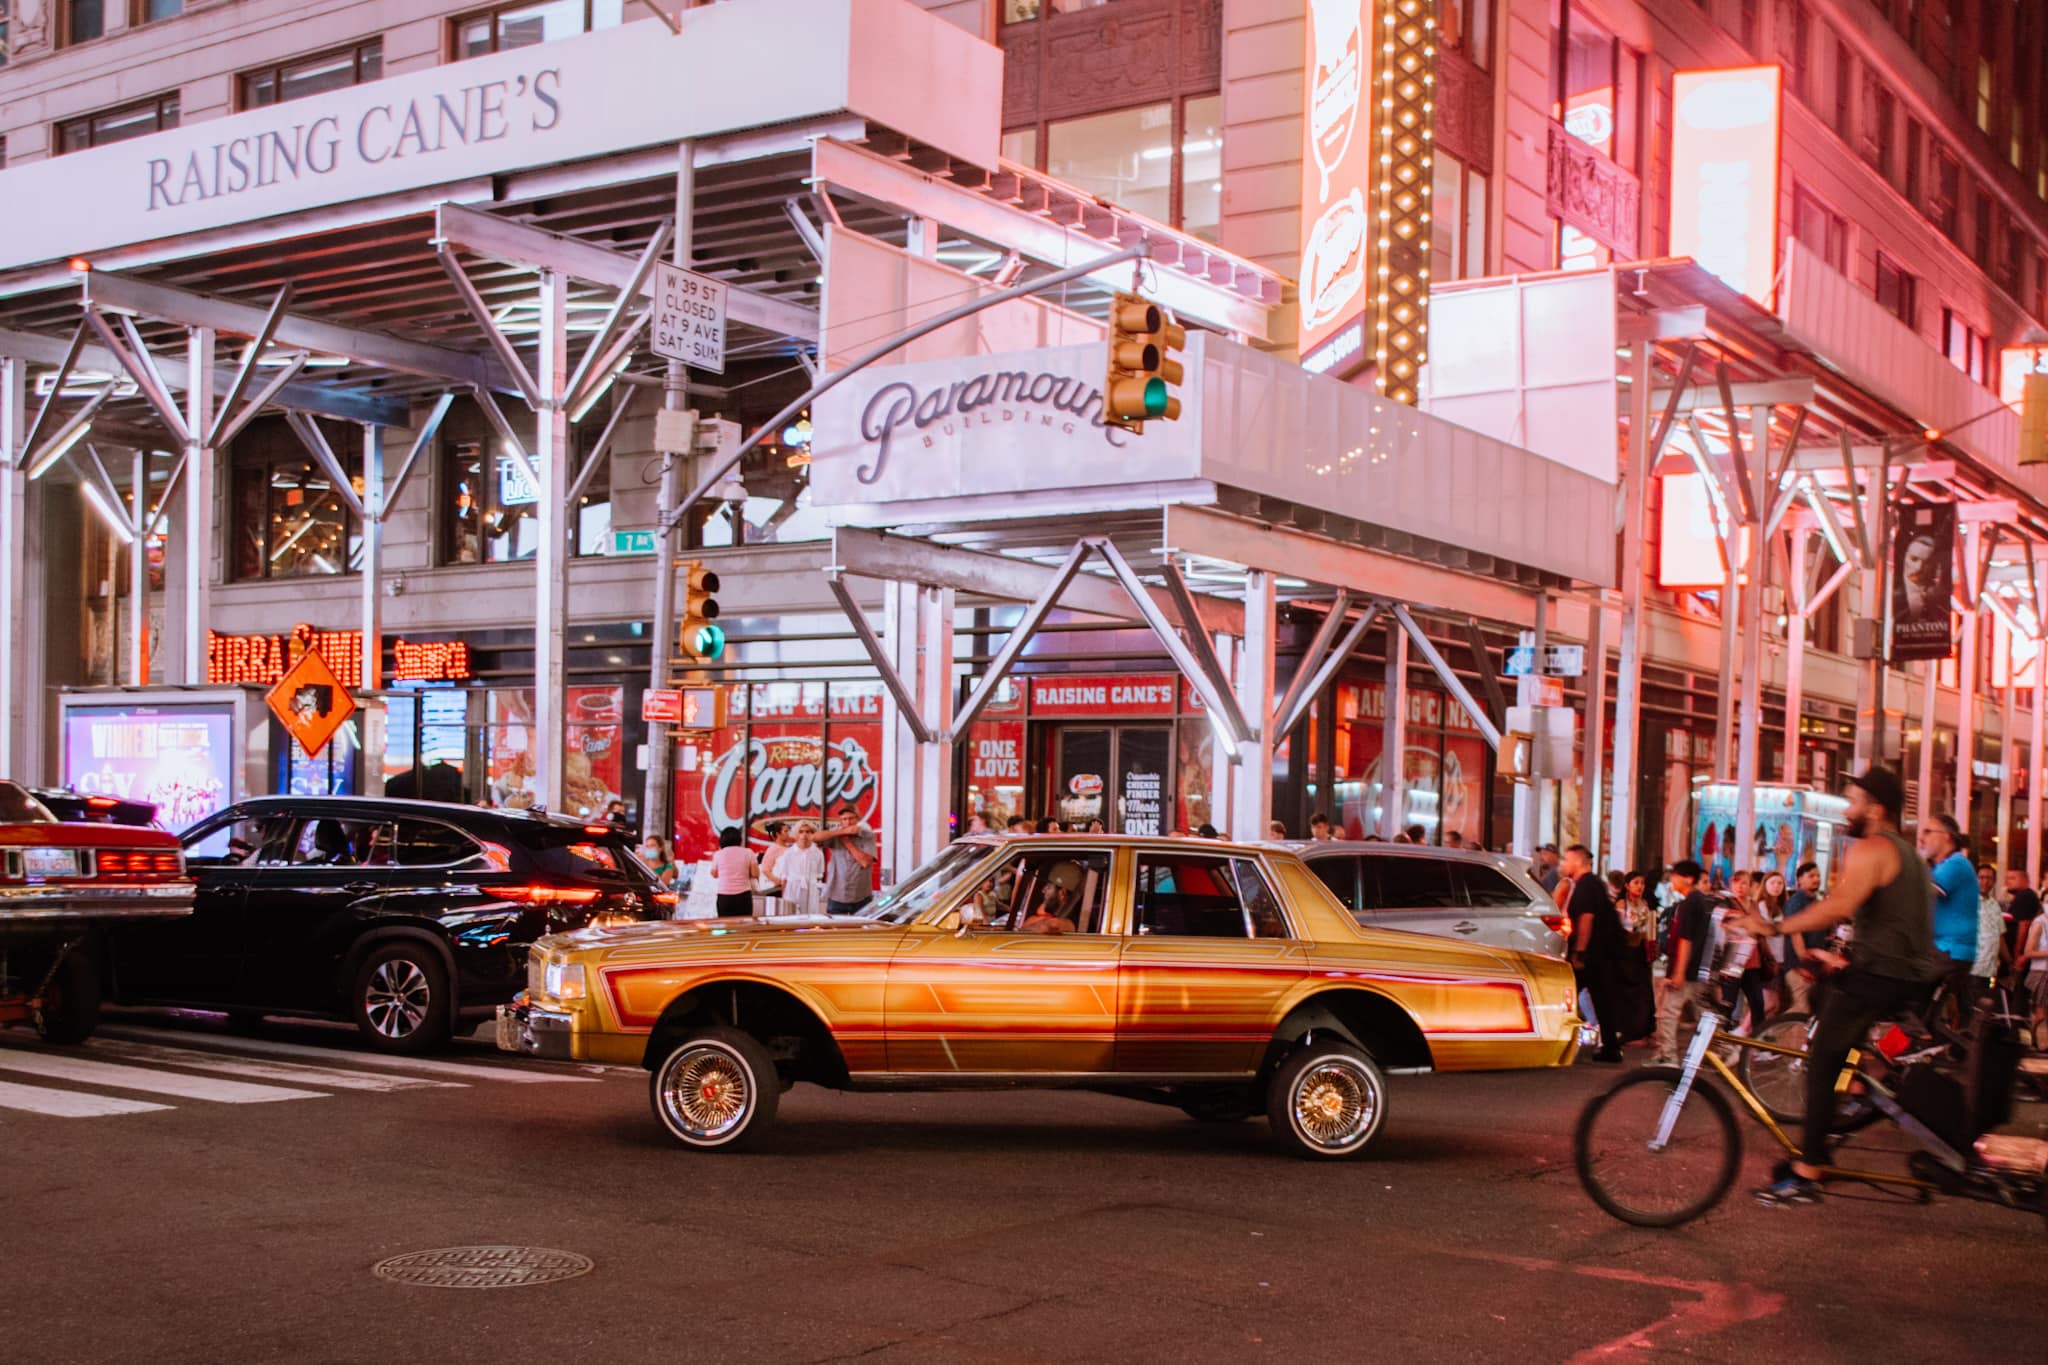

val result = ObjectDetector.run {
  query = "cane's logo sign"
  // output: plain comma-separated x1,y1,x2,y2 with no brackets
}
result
854,367,1134,484
703,736,878,833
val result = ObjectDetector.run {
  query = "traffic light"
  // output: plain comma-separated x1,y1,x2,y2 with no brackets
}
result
1104,292,1186,432
679,561,724,662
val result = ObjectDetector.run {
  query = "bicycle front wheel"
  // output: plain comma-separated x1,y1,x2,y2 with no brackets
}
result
1740,1012,1815,1124
1575,1067,1740,1227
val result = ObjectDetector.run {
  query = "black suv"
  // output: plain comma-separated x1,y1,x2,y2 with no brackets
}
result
104,797,673,1052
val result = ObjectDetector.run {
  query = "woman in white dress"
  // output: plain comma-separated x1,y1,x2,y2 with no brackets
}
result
772,822,827,916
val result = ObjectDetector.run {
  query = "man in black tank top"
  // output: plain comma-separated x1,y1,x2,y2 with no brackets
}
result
1731,767,1947,1206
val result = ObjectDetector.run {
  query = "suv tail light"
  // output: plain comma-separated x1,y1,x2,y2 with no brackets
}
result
497,884,601,905
1539,913,1571,940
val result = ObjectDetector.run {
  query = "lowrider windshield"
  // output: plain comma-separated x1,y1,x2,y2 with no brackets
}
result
859,841,996,924
0,781,55,824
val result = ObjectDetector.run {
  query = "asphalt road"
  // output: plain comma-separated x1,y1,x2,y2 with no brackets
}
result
3,1011,2041,1365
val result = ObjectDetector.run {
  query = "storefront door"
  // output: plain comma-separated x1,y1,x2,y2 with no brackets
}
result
1045,724,1174,834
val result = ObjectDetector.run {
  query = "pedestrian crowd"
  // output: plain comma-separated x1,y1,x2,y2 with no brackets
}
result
1542,821,2048,1065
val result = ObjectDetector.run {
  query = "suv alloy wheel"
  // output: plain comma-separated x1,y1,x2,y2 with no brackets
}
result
350,941,452,1053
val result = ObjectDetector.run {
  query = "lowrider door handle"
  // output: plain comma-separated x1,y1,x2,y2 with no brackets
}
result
344,881,380,895
1452,921,1479,934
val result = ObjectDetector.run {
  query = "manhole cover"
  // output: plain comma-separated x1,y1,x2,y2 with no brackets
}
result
373,1246,593,1289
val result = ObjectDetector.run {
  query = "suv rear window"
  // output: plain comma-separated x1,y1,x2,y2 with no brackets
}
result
520,823,655,884
1365,854,1458,909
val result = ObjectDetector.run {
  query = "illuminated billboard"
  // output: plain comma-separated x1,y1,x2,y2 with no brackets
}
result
1300,0,1374,375
1669,66,1782,306
61,701,238,831
1298,0,1434,398
1656,472,1750,590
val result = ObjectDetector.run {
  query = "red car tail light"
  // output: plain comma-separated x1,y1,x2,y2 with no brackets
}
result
1540,913,1571,940
94,848,185,881
498,884,601,905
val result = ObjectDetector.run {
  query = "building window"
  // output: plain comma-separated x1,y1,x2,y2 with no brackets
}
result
134,0,182,23
453,1,622,58
1442,0,1493,69
0,3,10,69
229,419,363,582
1792,185,1848,272
1905,117,1924,205
2001,222,2026,297
1432,149,1491,281
240,40,383,109
1941,307,1990,387
1864,75,1895,182
1876,253,1918,327
56,93,179,154
1011,93,1225,244
1932,147,1961,239
62,0,104,45
1785,2,1811,102
1833,36,1852,138
1554,2,1643,270
1976,57,1993,134
1972,190,1992,267
438,398,613,565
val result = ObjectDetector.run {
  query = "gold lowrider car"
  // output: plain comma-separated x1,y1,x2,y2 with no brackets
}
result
500,835,1580,1158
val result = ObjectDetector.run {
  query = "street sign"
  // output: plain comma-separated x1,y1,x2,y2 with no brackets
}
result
266,647,356,758
612,529,657,555
642,685,721,728
650,262,728,374
1503,644,1584,678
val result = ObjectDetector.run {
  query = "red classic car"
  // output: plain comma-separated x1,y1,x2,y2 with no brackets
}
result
0,780,194,1042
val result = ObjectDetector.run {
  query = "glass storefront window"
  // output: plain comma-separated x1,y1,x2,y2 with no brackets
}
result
441,397,610,563
1001,127,1037,167
1179,94,1223,244
229,419,362,581
1047,103,1173,223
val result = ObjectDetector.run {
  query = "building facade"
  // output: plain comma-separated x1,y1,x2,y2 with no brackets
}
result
0,0,2041,884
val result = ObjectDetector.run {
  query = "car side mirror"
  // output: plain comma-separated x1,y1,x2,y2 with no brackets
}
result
954,903,985,936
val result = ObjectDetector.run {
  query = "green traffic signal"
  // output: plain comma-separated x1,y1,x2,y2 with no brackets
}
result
689,622,727,660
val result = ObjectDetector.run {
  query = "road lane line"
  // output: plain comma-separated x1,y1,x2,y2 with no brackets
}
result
103,1026,600,1083
0,1079,172,1118
86,1039,463,1093
0,1051,327,1103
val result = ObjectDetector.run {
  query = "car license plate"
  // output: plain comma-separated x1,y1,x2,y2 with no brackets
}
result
23,847,78,878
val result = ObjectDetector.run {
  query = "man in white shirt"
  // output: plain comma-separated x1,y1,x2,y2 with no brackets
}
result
1974,863,2005,982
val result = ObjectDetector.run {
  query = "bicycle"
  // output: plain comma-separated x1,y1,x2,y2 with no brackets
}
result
1573,1006,2048,1228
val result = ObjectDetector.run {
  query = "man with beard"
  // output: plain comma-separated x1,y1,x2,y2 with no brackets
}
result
1732,768,1947,1207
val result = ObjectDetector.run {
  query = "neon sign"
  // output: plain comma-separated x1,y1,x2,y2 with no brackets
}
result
208,625,472,685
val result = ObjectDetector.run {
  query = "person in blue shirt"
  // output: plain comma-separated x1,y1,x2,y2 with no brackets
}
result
1918,813,1979,967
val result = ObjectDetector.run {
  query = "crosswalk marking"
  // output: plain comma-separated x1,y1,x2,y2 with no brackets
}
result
0,1079,171,1118
105,1025,600,1084
84,1038,462,1093
0,1049,328,1103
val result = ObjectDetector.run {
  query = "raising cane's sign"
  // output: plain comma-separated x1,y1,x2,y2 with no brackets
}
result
700,734,880,840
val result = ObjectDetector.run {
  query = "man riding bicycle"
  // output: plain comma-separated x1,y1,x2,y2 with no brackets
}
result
1729,766,1950,1207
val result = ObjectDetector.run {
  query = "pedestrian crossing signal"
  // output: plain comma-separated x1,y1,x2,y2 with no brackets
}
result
1104,292,1186,432
680,561,723,662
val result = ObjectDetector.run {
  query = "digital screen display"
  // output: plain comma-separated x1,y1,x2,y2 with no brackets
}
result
62,703,237,831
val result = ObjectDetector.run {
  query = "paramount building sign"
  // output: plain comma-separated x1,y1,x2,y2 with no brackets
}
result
812,342,1200,509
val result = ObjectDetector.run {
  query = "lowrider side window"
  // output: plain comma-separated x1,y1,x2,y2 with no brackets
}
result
862,841,994,923
1133,853,1289,939
966,849,1112,934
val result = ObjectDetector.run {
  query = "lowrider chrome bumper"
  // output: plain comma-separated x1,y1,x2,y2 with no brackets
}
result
496,998,575,1060
0,883,194,924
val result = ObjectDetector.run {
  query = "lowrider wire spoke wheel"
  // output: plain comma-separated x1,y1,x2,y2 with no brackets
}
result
349,942,451,1054
651,1027,780,1151
1267,1040,1386,1160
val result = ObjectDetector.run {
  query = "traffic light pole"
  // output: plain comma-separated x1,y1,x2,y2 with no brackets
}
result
660,242,1152,537
643,140,695,843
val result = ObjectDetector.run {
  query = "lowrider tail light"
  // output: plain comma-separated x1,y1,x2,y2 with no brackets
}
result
93,849,185,880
